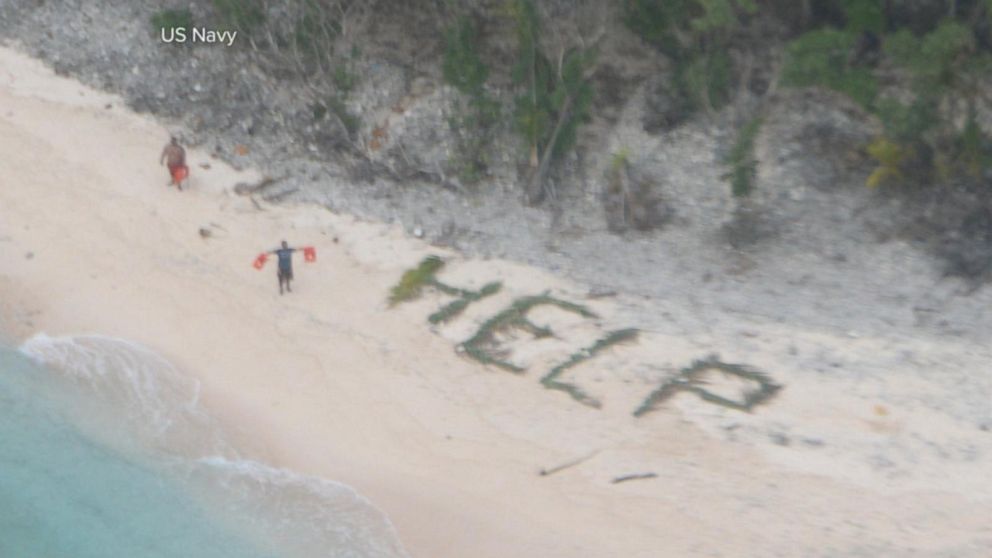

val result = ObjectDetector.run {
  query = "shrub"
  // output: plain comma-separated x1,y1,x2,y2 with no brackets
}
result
869,19,991,189
333,65,356,95
676,50,733,113
443,14,499,184
841,0,885,33
622,0,700,58
547,48,596,159
874,97,937,144
509,0,597,202
885,22,975,90
724,117,763,198
624,0,757,115
781,29,877,109
211,0,265,31
293,0,343,58
443,16,489,96
865,137,910,188
151,9,193,34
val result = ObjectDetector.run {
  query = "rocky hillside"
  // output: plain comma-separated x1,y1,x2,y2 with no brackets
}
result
1,0,991,340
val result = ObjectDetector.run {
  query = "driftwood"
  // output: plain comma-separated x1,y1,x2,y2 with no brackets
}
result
538,450,599,477
261,187,301,203
610,472,658,484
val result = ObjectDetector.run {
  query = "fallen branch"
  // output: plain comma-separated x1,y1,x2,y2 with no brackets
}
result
538,450,599,477
611,472,658,484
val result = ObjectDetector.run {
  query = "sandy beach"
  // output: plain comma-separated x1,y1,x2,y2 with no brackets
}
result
2,45,991,557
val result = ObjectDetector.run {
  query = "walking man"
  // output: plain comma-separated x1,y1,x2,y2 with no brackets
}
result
160,136,188,190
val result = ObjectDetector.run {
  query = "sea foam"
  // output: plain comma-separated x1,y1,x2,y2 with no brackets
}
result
3,334,408,558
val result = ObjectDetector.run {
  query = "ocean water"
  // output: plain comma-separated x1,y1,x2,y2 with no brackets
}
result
0,334,408,558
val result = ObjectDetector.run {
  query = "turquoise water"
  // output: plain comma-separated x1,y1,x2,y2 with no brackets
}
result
0,336,407,558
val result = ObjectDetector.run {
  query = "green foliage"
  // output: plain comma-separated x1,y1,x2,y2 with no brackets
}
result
781,29,878,109
211,0,265,31
865,136,910,188
886,23,974,91
623,0,700,57
694,0,756,31
333,65,356,94
874,97,936,143
508,0,596,194
443,14,499,184
951,112,992,178
869,19,990,188
443,16,489,96
624,0,753,115
292,0,343,58
461,294,597,372
447,108,500,184
389,256,445,306
510,0,552,153
388,255,503,322
508,0,541,64
151,9,193,34
841,0,884,33
724,117,763,198
540,329,639,408
610,148,631,173
633,355,782,417
548,48,596,159
428,282,502,324
513,81,552,156
623,0,753,54
677,50,733,112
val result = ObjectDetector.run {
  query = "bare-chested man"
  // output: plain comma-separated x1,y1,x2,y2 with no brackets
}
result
159,137,187,191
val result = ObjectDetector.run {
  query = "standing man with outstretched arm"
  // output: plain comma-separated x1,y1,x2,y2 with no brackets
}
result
159,136,187,190
270,240,297,295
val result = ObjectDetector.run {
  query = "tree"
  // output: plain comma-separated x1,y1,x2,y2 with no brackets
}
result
442,12,499,184
510,0,601,204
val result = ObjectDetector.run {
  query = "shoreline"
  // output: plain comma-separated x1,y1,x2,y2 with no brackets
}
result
2,46,991,557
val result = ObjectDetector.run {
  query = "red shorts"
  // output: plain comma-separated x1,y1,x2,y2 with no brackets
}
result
169,164,188,183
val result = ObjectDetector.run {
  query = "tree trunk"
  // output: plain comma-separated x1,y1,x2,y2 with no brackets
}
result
526,93,574,205
800,0,812,29
528,39,539,170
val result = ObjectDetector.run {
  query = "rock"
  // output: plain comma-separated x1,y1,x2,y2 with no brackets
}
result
770,433,791,446
604,158,672,233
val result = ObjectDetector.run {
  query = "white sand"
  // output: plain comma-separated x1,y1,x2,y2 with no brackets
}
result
2,45,990,557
